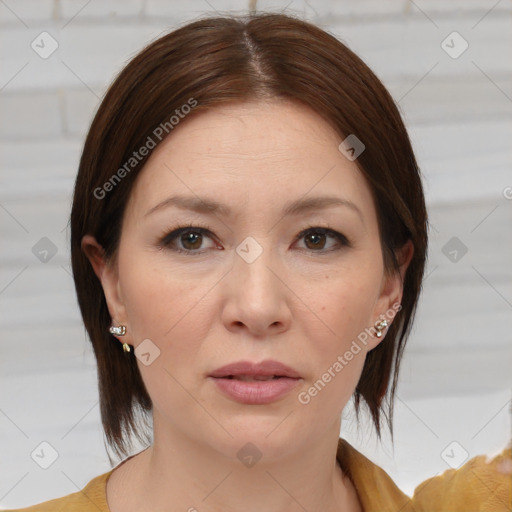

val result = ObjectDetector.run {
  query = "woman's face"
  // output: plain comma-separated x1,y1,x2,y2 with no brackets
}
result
86,100,409,461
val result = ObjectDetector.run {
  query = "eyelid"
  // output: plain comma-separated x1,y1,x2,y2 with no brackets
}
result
157,224,216,251
295,224,351,248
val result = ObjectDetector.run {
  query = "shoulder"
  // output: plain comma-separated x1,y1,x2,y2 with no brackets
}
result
337,438,512,512
337,438,415,511
410,445,512,512
3,471,113,512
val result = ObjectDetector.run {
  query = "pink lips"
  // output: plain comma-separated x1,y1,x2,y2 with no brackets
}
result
208,360,302,405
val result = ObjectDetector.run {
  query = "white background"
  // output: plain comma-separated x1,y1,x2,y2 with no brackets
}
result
1,0,511,508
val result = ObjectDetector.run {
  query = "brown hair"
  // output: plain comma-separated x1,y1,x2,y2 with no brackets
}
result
70,12,428,465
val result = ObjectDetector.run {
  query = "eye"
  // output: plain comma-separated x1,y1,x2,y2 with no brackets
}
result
157,224,351,256
158,224,218,255
294,226,351,253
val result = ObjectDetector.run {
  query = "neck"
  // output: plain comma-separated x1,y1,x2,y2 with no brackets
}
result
116,416,361,512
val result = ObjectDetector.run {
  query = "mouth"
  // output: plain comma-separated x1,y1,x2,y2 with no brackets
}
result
208,360,302,404
220,375,290,381
209,375,301,405
209,359,302,380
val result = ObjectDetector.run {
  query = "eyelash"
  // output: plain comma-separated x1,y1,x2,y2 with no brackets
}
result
157,223,351,257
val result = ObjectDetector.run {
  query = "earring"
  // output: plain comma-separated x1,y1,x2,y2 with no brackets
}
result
375,319,389,338
109,325,131,353
109,325,126,336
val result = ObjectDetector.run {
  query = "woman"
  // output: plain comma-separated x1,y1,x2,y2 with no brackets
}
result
8,12,511,512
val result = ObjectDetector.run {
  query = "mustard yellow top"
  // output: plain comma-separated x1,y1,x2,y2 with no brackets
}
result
5,439,511,512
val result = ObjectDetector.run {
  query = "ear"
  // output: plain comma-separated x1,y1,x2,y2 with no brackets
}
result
369,239,414,348
81,234,129,344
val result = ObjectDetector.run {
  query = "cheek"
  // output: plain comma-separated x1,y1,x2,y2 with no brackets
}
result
117,251,217,412
117,248,213,353
294,265,381,409
307,263,382,351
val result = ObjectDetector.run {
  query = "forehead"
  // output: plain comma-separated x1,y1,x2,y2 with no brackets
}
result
125,100,377,225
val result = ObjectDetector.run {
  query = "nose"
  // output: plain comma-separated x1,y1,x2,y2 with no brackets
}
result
220,238,292,338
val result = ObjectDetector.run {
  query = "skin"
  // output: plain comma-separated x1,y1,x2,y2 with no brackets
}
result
83,99,413,512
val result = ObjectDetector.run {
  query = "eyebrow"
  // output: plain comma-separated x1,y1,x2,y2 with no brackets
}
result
144,194,364,223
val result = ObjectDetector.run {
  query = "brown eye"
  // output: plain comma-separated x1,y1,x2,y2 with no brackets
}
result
304,231,328,250
296,227,350,253
159,225,217,255
159,225,350,256
180,231,203,250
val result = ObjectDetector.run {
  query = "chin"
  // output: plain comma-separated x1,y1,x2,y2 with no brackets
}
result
203,415,308,462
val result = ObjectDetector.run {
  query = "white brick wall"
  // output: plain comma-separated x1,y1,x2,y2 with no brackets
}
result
0,90,62,138
1,2,510,150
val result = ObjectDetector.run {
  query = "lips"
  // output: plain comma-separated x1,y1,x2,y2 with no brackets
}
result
209,360,302,380
224,375,281,381
208,360,302,404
